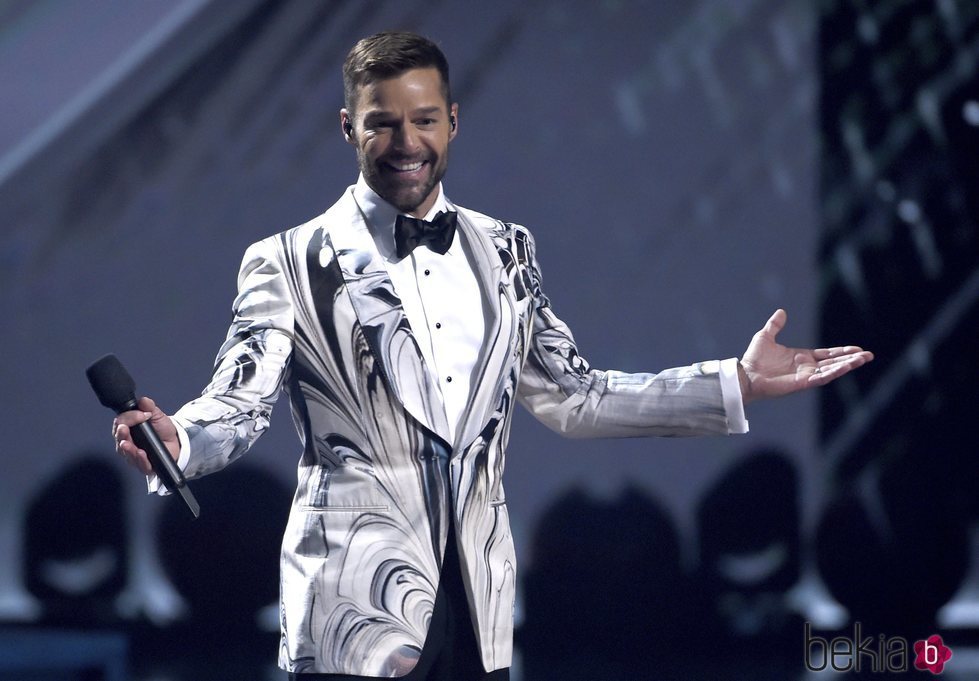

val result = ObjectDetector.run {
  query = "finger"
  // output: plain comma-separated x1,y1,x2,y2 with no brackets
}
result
809,353,871,384
136,396,159,414
116,424,145,472
136,396,174,432
129,448,154,475
117,438,154,475
816,350,874,370
132,449,153,475
115,408,154,428
759,308,787,339
115,424,141,461
813,346,870,360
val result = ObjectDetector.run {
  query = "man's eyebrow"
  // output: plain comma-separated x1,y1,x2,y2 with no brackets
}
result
362,110,393,123
362,106,444,122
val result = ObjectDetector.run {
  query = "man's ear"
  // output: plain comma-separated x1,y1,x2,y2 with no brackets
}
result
340,109,355,143
448,103,459,141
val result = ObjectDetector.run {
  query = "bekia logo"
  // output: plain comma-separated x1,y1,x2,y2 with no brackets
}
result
914,635,953,674
805,622,953,674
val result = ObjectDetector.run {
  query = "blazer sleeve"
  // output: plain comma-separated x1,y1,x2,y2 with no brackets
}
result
171,236,295,479
515,226,735,438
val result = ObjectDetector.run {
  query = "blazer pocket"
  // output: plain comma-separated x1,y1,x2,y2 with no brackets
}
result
302,463,389,512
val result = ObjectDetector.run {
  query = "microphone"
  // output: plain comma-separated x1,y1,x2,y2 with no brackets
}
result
86,354,200,518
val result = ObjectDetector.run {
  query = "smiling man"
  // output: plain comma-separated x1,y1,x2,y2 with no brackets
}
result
111,31,873,681
343,62,457,217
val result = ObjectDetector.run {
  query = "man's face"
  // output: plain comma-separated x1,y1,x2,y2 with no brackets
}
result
342,67,458,218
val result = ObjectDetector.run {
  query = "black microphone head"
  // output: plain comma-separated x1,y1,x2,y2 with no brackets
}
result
86,354,137,412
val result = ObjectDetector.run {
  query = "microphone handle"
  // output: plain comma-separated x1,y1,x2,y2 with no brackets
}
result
125,401,200,518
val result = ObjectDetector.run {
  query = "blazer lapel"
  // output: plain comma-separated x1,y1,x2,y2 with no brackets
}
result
451,207,518,450
325,191,451,441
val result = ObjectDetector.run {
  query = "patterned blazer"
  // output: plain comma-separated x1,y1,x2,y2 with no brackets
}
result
172,186,735,675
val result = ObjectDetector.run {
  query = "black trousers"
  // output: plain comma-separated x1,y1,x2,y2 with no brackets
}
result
288,514,509,681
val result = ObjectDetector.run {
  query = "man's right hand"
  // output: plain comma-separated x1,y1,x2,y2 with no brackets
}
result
112,396,180,475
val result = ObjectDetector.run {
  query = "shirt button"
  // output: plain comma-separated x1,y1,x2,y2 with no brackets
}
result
424,269,431,276
446,376,453,383
435,322,442,329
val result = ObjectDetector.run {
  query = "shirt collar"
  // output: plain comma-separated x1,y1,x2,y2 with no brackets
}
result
353,174,450,261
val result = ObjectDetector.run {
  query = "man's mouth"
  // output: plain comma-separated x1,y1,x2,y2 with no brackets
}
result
386,160,426,173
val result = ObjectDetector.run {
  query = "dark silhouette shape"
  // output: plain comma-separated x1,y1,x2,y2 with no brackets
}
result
694,449,803,671
156,462,290,628
24,454,128,627
816,461,968,635
519,484,685,681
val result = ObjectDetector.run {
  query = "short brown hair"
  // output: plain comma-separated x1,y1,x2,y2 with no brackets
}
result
342,31,451,114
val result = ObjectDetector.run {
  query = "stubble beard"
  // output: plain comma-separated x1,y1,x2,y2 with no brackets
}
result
359,148,448,214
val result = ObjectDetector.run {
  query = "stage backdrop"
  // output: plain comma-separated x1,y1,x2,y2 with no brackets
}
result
0,0,823,663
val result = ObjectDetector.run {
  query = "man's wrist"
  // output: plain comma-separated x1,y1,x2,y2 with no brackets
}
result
737,360,752,404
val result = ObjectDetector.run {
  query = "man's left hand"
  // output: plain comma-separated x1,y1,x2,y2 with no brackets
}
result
738,308,873,404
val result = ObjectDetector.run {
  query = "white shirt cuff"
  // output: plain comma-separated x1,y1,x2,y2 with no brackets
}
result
146,419,192,495
718,357,749,434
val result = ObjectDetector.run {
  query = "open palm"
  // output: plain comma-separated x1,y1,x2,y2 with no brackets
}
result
739,309,874,403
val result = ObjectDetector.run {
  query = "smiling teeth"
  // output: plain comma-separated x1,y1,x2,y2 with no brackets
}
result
393,161,423,171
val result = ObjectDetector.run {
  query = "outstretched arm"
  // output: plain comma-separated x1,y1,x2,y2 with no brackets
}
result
738,308,874,404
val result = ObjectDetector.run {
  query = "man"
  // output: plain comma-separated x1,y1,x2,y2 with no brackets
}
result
112,31,872,680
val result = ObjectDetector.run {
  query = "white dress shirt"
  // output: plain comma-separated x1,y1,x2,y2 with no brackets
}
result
353,176,485,445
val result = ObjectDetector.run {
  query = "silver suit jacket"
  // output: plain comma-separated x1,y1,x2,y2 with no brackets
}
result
172,186,735,675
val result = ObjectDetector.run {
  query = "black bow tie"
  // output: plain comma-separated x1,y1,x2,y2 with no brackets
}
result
394,211,458,259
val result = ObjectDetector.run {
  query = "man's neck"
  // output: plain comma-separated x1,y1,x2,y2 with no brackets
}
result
353,175,448,259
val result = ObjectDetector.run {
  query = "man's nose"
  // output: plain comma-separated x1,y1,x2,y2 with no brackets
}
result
392,122,421,153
